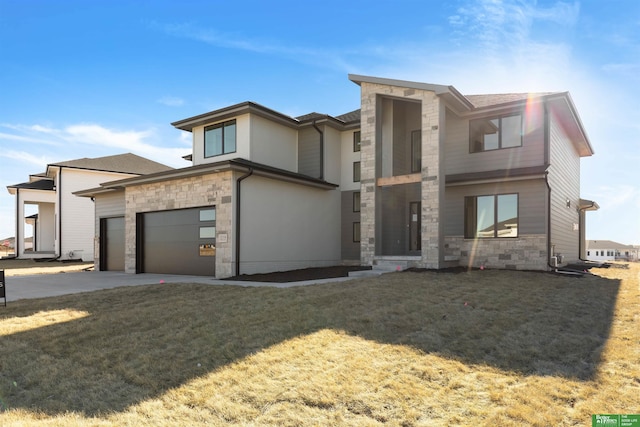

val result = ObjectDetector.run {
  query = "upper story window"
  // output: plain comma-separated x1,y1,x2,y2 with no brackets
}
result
411,130,421,173
353,131,361,152
205,120,236,158
469,114,522,153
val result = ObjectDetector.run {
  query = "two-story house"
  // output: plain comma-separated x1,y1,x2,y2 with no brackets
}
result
77,74,598,277
7,153,172,261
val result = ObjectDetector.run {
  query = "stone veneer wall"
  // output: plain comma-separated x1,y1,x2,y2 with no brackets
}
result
123,171,234,278
444,235,548,270
359,82,444,268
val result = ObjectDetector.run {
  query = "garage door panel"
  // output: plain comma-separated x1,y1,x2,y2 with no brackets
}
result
141,207,215,276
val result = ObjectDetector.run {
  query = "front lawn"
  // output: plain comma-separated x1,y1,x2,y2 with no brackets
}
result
0,264,637,425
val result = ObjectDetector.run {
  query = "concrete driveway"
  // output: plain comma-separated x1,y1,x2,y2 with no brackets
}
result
2,271,355,302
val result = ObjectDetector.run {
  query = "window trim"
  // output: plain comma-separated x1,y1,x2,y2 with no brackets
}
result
204,119,237,158
353,191,361,213
353,222,361,243
469,113,523,153
464,193,519,239
353,131,361,152
411,129,421,173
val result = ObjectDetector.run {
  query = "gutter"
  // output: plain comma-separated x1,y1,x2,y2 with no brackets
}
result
58,167,62,258
578,200,597,261
235,167,254,276
312,120,324,180
15,188,20,257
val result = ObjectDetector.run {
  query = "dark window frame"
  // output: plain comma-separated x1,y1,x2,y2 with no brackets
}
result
204,119,237,158
353,222,361,243
353,131,361,152
353,191,361,212
464,193,519,239
411,129,421,173
469,113,523,153
353,161,361,182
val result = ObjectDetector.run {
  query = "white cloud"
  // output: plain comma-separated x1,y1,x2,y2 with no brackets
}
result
157,96,185,107
0,150,50,168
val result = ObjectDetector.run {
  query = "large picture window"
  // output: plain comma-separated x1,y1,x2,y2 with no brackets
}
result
469,114,522,152
205,120,236,158
465,194,518,238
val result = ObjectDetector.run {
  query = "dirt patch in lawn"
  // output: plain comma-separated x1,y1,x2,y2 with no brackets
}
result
227,265,371,282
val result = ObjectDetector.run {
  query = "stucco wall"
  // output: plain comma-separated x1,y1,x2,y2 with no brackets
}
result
238,176,341,274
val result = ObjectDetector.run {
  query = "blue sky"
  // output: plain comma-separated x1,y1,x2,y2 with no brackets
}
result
1,0,638,245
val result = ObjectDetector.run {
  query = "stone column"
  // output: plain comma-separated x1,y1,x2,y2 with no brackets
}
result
421,95,444,269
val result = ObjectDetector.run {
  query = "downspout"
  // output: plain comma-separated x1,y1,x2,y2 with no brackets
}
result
578,201,597,261
545,171,556,271
58,167,62,259
312,120,324,180
543,100,556,271
15,188,20,258
235,167,254,276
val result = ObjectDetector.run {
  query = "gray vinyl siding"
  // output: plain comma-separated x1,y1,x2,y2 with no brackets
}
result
444,109,545,175
341,190,360,260
444,179,547,236
95,190,126,220
298,126,321,179
548,113,581,262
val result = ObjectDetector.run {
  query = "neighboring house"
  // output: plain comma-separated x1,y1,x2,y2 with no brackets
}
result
7,153,172,261
76,74,598,277
586,240,639,262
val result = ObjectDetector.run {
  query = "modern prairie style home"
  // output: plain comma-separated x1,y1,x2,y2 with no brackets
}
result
76,74,598,277
7,153,172,261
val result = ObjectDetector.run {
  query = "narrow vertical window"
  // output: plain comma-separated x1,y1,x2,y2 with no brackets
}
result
353,131,361,152
411,130,421,173
353,161,361,182
353,222,361,242
353,191,361,212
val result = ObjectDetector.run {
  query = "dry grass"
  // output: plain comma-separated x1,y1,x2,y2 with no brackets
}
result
0,264,638,426
0,259,94,276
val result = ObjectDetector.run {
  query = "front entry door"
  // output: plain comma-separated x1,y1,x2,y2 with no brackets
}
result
409,201,421,252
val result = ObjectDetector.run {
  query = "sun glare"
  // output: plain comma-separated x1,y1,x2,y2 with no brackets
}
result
0,309,90,336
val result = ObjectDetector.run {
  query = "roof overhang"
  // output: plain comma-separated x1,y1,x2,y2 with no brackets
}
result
171,101,301,132
579,198,600,211
349,74,475,113
446,165,548,186
78,158,339,195
545,93,594,157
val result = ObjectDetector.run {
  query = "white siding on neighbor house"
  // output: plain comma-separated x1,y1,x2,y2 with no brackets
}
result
58,168,136,261
15,189,56,257
238,176,341,275
191,113,251,166
37,203,56,252
250,115,297,172
340,129,361,190
548,112,581,262
443,107,545,175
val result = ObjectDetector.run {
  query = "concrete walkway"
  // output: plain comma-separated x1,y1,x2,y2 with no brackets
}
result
3,271,357,302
